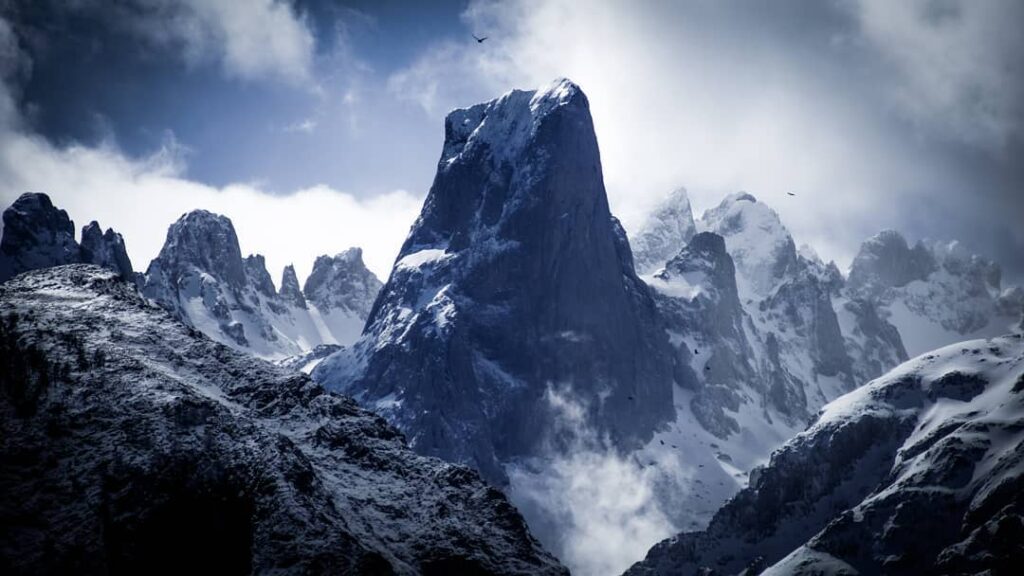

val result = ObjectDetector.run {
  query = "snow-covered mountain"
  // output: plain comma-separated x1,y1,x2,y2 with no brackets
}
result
303,248,383,346
313,78,679,485
847,229,1023,357
622,188,1022,570
632,187,697,275
0,192,132,283
141,209,381,360
632,193,902,464
0,264,565,574
627,333,1024,575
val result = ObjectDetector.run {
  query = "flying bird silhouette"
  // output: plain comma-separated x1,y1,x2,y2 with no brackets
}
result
472,34,488,43
787,192,796,197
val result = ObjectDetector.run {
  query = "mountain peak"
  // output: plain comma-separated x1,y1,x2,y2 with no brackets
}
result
303,249,381,318
80,220,134,280
847,229,936,293
440,77,589,171
243,254,276,297
279,264,307,309
0,192,80,282
337,246,364,265
632,186,697,274
700,191,798,298
153,209,245,288
316,80,676,485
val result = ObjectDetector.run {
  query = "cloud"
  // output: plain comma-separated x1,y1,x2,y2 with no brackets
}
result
849,0,1024,150
0,8,418,282
386,0,1023,275
21,0,317,85
283,118,317,133
0,124,421,283
506,386,679,576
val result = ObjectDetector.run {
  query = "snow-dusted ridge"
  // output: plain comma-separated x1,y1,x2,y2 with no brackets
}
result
0,265,565,574
627,333,1024,574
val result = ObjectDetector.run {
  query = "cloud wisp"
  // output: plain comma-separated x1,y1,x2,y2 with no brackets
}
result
506,386,679,576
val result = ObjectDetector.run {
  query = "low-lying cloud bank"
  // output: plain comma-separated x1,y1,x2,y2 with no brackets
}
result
506,386,681,576
0,127,422,282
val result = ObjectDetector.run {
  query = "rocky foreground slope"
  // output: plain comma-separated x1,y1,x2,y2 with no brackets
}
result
0,265,564,575
627,333,1024,575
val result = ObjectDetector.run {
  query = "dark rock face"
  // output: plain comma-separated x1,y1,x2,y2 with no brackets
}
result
243,254,277,299
841,298,909,381
279,264,307,309
314,79,678,484
0,265,566,575
847,229,936,294
146,210,247,292
762,266,852,381
627,335,1024,575
0,194,135,284
650,232,753,436
0,193,81,282
79,221,134,280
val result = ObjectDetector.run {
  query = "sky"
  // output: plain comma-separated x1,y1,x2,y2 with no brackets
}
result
0,0,1021,285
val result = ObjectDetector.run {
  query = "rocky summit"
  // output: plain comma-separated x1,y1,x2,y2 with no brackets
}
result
141,210,381,359
314,79,679,484
0,192,133,283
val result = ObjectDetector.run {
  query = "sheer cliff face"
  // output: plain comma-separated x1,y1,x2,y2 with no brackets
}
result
80,221,134,280
0,265,566,575
0,192,80,282
315,79,678,483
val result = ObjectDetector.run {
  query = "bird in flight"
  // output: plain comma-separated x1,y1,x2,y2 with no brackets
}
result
787,192,796,197
472,34,488,43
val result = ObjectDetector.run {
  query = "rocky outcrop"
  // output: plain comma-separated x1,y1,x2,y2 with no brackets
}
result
313,79,678,484
0,193,81,282
648,232,754,436
0,265,566,575
79,221,134,280
847,229,936,294
0,193,135,284
279,264,307,309
300,248,382,345
304,248,381,320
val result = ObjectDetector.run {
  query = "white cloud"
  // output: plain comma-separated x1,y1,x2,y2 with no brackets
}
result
107,0,316,85
283,118,318,133
385,0,1018,272
0,126,421,283
849,0,1024,150
507,386,679,576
